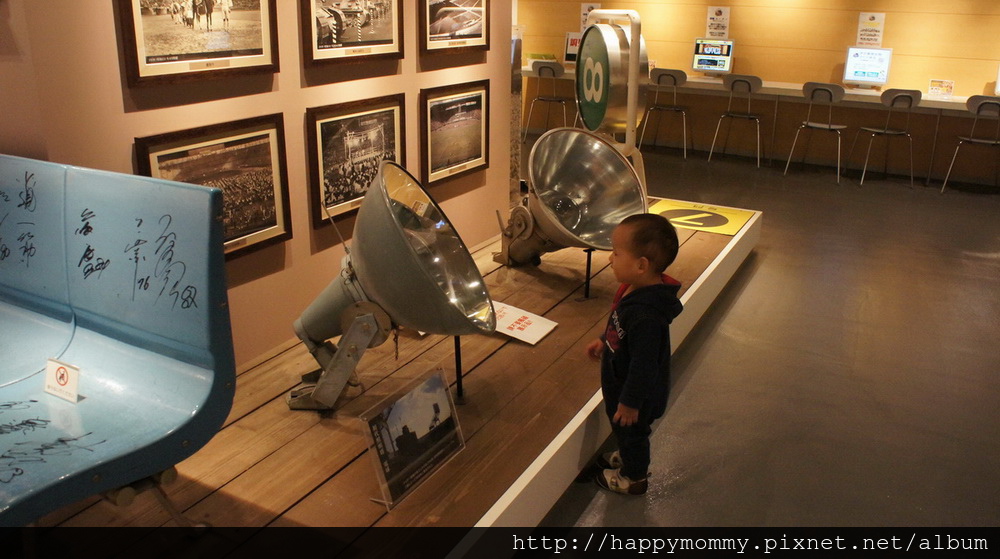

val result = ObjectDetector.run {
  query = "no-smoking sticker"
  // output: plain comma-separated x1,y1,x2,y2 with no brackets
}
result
45,359,80,403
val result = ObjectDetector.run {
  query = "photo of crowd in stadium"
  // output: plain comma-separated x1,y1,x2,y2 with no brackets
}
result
306,95,404,227
134,114,292,258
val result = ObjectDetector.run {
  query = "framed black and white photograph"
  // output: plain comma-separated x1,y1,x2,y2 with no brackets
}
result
420,80,489,185
119,0,278,86
306,94,405,227
135,114,292,259
419,0,489,54
302,0,403,64
360,369,464,509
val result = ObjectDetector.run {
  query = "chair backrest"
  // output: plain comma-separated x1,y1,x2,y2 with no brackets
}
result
722,74,762,113
801,82,844,125
531,60,565,79
650,68,687,105
723,74,762,95
651,68,687,88
879,88,921,132
802,82,845,104
882,88,921,109
966,95,1000,141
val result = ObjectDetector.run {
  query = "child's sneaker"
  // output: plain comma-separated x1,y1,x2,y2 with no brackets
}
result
595,468,648,495
596,450,622,470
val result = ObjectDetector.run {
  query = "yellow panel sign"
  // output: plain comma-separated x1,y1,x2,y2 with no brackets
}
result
649,198,755,236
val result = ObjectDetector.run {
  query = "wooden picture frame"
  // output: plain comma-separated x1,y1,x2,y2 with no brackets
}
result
135,114,292,259
306,94,406,228
419,0,489,54
301,0,404,64
420,80,490,185
118,0,279,86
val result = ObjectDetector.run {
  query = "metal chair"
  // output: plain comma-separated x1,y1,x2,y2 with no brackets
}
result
708,74,764,167
639,68,691,158
940,95,1000,193
522,60,574,143
784,82,848,183
846,88,921,188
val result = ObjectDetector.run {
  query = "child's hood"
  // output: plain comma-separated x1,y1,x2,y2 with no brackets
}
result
619,278,684,322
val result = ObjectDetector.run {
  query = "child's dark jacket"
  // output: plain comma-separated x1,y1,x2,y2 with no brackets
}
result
601,276,684,416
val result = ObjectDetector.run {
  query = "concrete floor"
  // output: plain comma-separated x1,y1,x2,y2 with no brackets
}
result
536,146,1000,527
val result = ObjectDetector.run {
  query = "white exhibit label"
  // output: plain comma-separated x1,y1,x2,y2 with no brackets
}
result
493,302,558,345
707,7,730,39
45,359,80,403
857,13,885,47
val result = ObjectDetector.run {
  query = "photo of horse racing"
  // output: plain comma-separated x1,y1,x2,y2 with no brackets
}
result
136,0,264,63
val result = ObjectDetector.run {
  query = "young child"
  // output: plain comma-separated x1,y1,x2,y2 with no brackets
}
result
585,213,683,495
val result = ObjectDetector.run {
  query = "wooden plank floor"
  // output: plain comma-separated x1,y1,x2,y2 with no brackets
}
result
36,227,728,536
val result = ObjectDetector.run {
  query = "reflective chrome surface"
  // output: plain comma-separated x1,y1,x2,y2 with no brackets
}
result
528,128,646,250
354,161,495,335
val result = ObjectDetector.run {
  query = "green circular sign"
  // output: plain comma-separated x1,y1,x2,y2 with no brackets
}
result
576,25,612,131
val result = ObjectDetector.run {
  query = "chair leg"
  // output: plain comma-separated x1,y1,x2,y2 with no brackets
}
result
754,119,761,168
835,130,841,184
784,126,804,176
845,130,861,182
680,111,689,160
522,99,538,144
638,108,652,148
708,116,726,162
907,135,914,189
940,142,963,194
860,133,876,186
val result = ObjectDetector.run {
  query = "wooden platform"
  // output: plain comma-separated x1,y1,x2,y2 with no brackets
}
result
33,202,760,538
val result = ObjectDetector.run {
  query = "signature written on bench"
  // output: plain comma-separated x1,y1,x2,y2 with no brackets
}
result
0,172,39,268
126,214,199,310
1,433,107,485
1,400,107,485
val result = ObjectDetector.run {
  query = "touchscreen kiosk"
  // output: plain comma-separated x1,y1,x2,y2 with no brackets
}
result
843,46,892,88
692,38,734,76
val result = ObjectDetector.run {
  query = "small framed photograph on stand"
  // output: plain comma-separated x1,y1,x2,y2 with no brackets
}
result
306,94,406,228
419,80,490,185
302,0,404,64
118,0,279,86
360,368,465,509
135,114,292,259
419,0,489,54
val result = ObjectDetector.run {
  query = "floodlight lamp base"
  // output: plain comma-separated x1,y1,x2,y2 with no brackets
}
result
494,204,561,266
287,312,383,411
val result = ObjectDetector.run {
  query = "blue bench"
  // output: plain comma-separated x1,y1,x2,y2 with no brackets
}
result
0,154,235,526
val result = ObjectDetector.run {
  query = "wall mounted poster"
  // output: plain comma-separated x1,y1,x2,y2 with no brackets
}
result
306,94,405,227
857,12,885,47
420,80,490,185
303,0,403,64
360,369,464,509
134,114,292,259
420,0,489,53
119,0,278,86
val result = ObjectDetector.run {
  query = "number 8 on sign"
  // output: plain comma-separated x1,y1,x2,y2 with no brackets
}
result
575,24,613,131
582,57,604,102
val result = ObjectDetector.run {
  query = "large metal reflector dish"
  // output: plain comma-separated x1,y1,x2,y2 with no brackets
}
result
527,128,646,251
353,161,495,335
